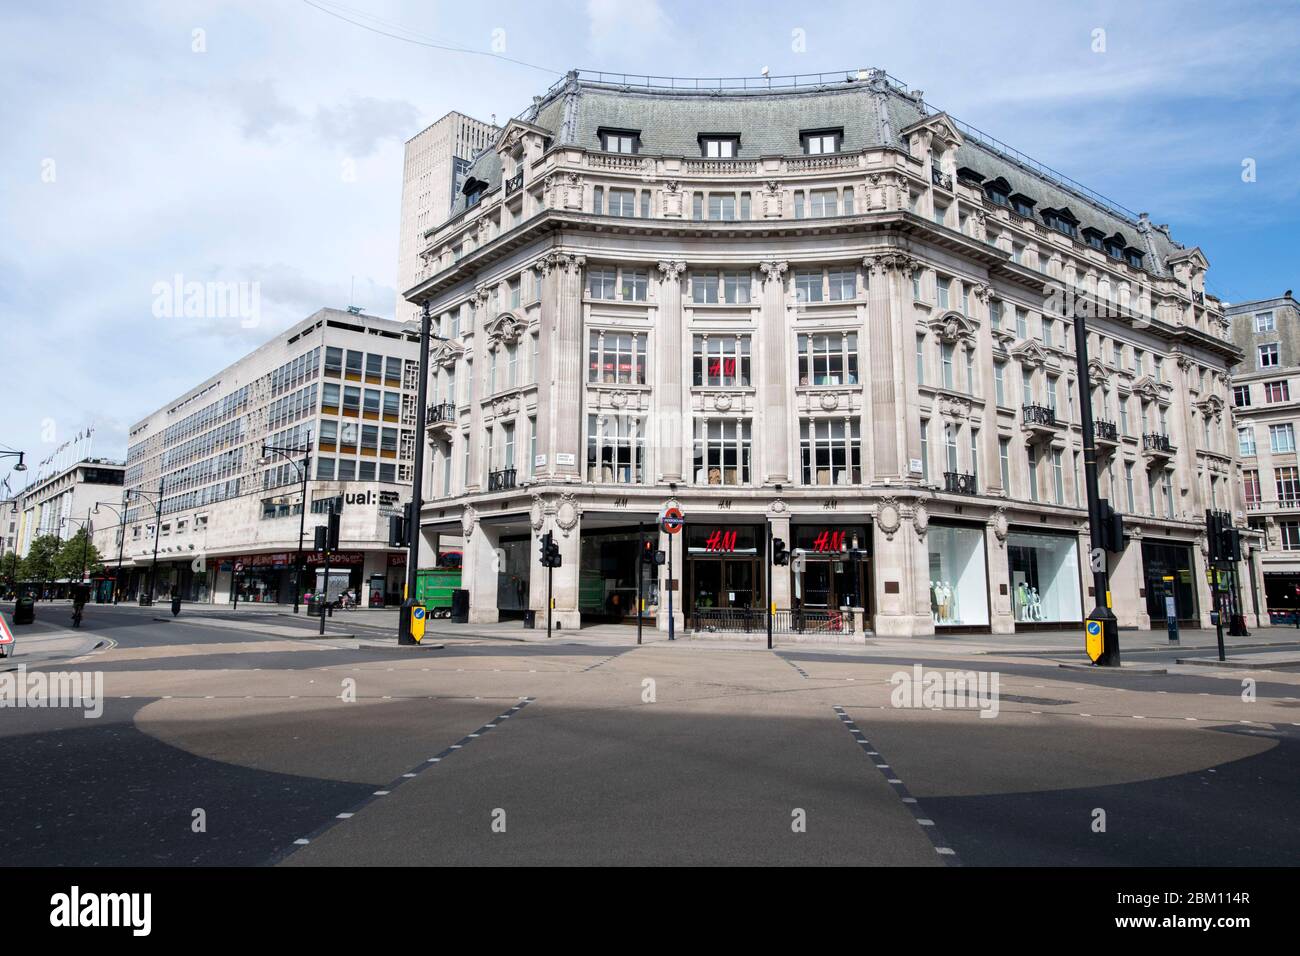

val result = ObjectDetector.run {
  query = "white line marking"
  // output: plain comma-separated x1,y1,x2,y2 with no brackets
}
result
917,819,935,826
374,790,390,796
294,838,310,845
336,813,353,819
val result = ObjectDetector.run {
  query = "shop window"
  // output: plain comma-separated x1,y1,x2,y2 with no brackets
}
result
799,418,862,485
693,418,752,486
586,414,645,484
797,332,858,385
927,524,990,626
1007,532,1082,624
588,331,647,384
693,335,751,387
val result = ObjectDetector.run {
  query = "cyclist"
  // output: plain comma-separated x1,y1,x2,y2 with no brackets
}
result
71,584,90,628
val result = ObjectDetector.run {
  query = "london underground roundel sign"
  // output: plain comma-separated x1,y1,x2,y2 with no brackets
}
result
661,507,684,534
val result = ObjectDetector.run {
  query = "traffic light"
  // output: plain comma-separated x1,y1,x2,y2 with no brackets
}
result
642,540,666,566
388,502,412,548
1206,510,1238,564
539,531,562,569
1098,498,1125,553
772,537,790,566
327,511,341,551
314,526,327,551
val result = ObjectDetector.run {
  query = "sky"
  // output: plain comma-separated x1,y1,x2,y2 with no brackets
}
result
2,0,1297,484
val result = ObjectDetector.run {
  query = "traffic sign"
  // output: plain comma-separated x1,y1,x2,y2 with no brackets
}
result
0,612,15,655
234,562,245,573
410,604,427,644
661,506,684,534
1085,618,1104,663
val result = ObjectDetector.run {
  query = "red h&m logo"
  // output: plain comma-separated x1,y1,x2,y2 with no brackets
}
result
812,530,845,552
708,358,737,378
704,530,738,552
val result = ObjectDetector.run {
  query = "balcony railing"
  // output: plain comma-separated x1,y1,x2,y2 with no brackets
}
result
427,402,455,425
487,468,517,492
943,471,978,495
691,608,853,635
505,168,524,195
1022,404,1057,427
931,167,953,190
1142,433,1173,453
1093,419,1118,442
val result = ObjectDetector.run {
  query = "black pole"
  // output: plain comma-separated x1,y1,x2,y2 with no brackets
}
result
546,553,553,641
292,434,311,614
399,303,432,645
114,495,126,605
636,521,644,646
78,507,90,585
1215,584,1227,662
1071,304,1120,665
320,544,332,637
766,522,773,650
668,521,675,641
147,479,163,605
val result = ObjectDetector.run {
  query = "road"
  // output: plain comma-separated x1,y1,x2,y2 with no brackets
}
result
1,602,1297,866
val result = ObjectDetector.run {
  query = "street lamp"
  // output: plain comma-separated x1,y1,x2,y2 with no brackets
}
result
126,479,166,605
258,429,312,613
0,447,26,472
93,496,130,605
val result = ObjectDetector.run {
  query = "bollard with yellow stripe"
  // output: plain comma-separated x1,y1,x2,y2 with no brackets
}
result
1084,617,1105,663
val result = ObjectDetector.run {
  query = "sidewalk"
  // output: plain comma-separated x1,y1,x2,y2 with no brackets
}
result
0,619,109,670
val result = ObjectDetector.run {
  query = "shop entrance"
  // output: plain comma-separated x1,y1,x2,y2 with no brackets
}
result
685,525,763,613
791,524,871,614
579,527,656,624
1141,540,1198,624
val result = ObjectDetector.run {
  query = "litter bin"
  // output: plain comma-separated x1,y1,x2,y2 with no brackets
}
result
450,589,470,624
523,609,536,629
171,597,182,617
13,595,35,625
308,596,326,617
138,594,153,607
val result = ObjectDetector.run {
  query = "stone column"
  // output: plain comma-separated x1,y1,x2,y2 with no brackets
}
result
552,254,585,481
1108,534,1150,629
463,508,500,624
974,284,1002,492
657,511,686,633
863,253,918,482
465,284,492,492
871,498,934,636
529,495,581,630
1170,355,1198,518
532,258,557,479
986,511,1014,633
1192,535,1214,628
759,260,790,484
768,508,791,612
655,260,686,482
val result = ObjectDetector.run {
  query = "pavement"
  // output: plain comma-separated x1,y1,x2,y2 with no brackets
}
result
2,600,1298,866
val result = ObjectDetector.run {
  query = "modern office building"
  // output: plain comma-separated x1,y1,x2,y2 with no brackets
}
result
102,308,421,604
13,458,125,557
1228,291,1300,617
396,111,499,325
401,68,1251,636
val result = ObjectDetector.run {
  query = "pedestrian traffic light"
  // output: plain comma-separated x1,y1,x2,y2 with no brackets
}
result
1205,509,1239,564
314,526,327,551
539,531,561,568
1098,498,1125,553
772,537,789,566
388,502,412,548
327,511,341,551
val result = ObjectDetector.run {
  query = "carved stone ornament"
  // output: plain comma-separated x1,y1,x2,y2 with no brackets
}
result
991,507,1009,545
938,395,972,419
864,252,918,276
974,283,994,304
461,504,478,538
818,392,840,412
912,502,930,539
609,390,631,409
931,310,977,345
876,497,902,541
485,312,525,348
555,493,580,534
656,259,686,282
473,284,492,306
529,495,546,531
770,498,788,514
759,260,788,282
431,342,463,370
713,392,734,412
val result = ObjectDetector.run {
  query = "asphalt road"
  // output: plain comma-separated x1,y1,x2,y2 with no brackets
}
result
2,603,1297,866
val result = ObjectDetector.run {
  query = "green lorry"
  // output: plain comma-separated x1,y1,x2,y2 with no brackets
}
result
415,567,462,618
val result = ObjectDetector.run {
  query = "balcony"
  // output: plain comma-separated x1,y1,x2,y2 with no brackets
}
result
943,471,978,496
1142,433,1174,459
505,168,524,195
931,167,953,191
426,402,456,439
1093,419,1119,449
1021,403,1059,441
487,468,517,492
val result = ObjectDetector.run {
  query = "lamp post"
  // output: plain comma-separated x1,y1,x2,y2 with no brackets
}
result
126,480,165,605
0,447,27,473
93,497,129,604
259,430,312,613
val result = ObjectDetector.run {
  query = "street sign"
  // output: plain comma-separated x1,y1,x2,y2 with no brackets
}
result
234,562,244,573
661,506,684,534
410,604,426,644
1085,618,1104,663
0,613,14,647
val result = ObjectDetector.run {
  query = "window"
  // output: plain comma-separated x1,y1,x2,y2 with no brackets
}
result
707,194,736,220
1052,449,1065,504
693,419,752,485
692,272,720,304
588,268,617,299
360,424,378,454
920,419,930,480
1124,461,1136,512
916,336,926,385
1027,445,1039,502
1233,384,1251,407
800,419,862,485
701,136,738,158
342,386,361,416
693,335,751,386
621,269,648,302
809,189,838,218
1162,471,1174,518
722,271,750,304
363,388,380,416
1015,308,1027,340
588,331,647,385
994,362,1006,405
1270,423,1294,453
1239,426,1256,456
1259,343,1280,368
935,276,950,310
999,437,1010,491
941,342,955,389
383,391,400,419
933,200,947,225
585,414,644,484
365,353,382,381
608,188,637,217
794,270,822,303
316,457,335,480
1281,522,1300,551
322,382,340,412
1243,469,1260,507
827,268,856,301
801,129,841,154
797,332,859,385
600,129,638,153
1255,311,1276,333
1278,466,1300,505
324,347,342,376
1266,380,1290,403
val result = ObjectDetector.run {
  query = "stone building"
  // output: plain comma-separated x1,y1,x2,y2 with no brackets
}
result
1228,291,1300,618
402,68,1250,636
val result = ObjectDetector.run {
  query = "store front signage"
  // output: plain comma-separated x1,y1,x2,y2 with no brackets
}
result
811,530,846,552
303,551,364,566
704,530,738,552
687,526,759,555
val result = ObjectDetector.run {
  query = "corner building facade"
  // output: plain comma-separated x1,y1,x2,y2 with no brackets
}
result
405,69,1251,636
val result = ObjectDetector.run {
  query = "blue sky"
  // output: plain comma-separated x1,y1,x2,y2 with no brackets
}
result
2,0,1297,477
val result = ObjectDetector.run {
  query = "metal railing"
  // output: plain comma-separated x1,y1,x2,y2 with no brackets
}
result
505,168,524,195
1023,404,1057,427
487,468,517,492
427,402,455,425
1094,419,1118,442
691,607,764,633
943,471,978,495
1142,433,1173,453
772,609,853,635
931,167,953,190
690,607,854,635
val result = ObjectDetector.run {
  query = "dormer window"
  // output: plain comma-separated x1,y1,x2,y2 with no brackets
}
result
462,176,489,208
1041,207,1078,239
801,129,842,155
599,128,640,154
983,177,1011,207
1082,227,1105,251
1103,234,1126,259
1010,193,1036,218
700,135,740,158
1124,248,1144,269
